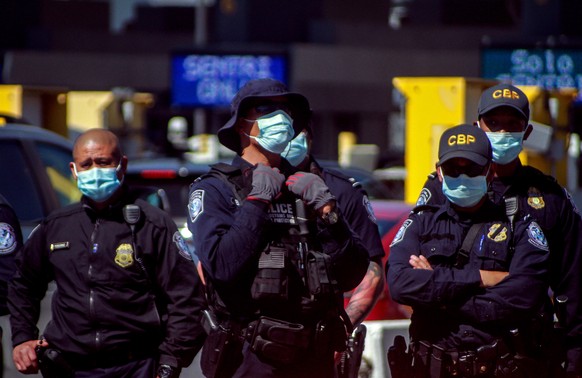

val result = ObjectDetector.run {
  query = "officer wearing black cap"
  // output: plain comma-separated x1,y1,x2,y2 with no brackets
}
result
388,124,552,378
187,78,369,378
418,83,582,377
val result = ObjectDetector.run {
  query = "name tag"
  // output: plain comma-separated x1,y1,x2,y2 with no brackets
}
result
50,242,70,251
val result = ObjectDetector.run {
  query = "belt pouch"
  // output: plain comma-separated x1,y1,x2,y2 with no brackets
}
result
306,251,334,297
430,344,447,378
249,316,309,365
251,247,288,302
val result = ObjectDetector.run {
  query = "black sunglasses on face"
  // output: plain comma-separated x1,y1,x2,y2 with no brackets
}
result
441,162,487,178
252,102,292,116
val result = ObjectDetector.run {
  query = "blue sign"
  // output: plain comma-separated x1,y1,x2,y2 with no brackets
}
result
481,48,582,91
171,52,288,107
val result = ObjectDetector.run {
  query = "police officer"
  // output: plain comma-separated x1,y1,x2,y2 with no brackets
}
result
0,193,22,378
282,126,385,375
418,83,582,377
387,124,552,377
282,127,385,322
188,78,369,378
9,129,205,378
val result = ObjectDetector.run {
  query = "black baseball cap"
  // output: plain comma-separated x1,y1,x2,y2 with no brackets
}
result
217,78,311,153
437,124,492,167
477,83,530,121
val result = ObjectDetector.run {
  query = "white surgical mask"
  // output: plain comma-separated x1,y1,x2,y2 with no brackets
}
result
282,131,309,166
485,132,525,165
245,110,294,153
440,167,488,208
74,163,122,202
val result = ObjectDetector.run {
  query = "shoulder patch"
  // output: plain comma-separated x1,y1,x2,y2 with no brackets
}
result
188,189,205,223
173,231,193,261
362,195,377,224
527,221,548,251
390,219,413,247
0,222,17,255
416,188,432,207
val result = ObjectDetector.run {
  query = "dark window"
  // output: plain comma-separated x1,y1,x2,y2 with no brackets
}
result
36,142,80,208
0,141,44,221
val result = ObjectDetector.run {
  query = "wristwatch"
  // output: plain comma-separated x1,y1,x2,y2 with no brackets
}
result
158,364,177,378
322,209,339,225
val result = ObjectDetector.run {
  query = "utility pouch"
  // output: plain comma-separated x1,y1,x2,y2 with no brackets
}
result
35,346,75,378
413,341,432,376
429,344,448,378
200,323,243,378
247,316,310,366
305,251,335,297
251,247,288,302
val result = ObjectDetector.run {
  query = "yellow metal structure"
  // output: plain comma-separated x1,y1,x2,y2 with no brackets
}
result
393,77,575,204
0,85,23,118
67,91,115,131
393,77,496,204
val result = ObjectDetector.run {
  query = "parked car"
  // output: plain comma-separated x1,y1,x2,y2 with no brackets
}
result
0,123,81,239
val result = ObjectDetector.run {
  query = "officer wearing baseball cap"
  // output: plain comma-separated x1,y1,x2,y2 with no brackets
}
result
417,83,582,376
188,78,369,377
388,124,552,377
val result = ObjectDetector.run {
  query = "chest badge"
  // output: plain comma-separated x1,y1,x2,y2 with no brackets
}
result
487,223,508,242
527,196,545,210
115,243,134,268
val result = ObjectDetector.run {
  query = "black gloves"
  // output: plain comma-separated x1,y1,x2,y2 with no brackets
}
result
286,172,335,211
247,164,285,203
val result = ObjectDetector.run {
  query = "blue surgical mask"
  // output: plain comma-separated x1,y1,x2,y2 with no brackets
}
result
74,163,122,202
282,131,308,166
245,110,294,154
440,168,488,208
485,132,525,165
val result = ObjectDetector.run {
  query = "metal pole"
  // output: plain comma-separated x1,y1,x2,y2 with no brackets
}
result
193,2,207,135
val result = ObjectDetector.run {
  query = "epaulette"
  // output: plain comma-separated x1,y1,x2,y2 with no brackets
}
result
427,170,438,180
323,167,363,189
194,163,239,184
411,204,439,214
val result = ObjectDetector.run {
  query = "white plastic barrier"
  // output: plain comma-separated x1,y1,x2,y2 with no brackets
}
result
362,319,410,378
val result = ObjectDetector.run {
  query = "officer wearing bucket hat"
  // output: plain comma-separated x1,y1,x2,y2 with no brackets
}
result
387,124,553,378
188,78,369,378
417,83,582,376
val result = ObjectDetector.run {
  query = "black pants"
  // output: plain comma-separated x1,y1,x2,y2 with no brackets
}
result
71,357,156,378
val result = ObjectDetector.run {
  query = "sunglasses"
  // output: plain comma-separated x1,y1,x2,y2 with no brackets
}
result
250,102,292,116
440,162,487,178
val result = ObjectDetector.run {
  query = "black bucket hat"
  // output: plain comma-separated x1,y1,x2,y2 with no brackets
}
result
217,78,311,153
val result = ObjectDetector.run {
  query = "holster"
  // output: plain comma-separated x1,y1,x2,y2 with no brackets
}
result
35,346,75,378
246,316,311,366
200,321,244,378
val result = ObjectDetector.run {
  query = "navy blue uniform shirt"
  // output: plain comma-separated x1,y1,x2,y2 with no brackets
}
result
187,156,369,319
419,163,582,372
316,163,384,262
388,199,550,350
8,186,205,369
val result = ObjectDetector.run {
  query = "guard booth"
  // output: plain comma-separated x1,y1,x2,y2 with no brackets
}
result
392,77,576,204
0,85,68,136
